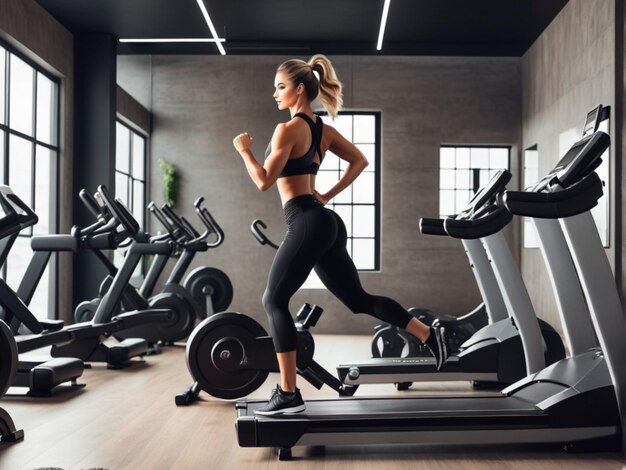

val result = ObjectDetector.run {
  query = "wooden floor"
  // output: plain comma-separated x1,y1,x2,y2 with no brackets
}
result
0,335,624,470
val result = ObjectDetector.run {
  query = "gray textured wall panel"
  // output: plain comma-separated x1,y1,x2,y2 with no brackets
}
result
521,0,616,340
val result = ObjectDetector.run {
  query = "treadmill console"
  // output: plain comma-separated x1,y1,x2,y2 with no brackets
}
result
529,131,609,193
461,169,511,217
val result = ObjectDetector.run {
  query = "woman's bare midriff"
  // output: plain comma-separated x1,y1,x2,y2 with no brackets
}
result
277,174,317,206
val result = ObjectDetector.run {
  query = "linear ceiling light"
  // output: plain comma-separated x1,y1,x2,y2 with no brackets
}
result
376,0,391,51
119,38,226,43
195,0,226,55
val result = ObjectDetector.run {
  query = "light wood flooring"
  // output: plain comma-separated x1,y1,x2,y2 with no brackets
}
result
0,335,624,470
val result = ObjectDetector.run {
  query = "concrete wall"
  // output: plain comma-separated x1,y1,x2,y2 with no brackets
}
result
118,54,521,334
0,0,74,321
520,0,615,338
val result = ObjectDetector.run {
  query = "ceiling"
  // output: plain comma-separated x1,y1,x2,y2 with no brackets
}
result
35,0,569,56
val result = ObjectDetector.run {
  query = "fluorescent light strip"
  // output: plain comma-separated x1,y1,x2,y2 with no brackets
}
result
195,0,226,55
119,38,226,43
376,0,391,51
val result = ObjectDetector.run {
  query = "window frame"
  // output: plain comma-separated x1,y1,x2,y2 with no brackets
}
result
114,118,148,230
0,38,61,318
316,109,382,272
439,144,511,218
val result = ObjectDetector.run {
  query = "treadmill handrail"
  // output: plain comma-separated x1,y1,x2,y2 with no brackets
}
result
444,206,513,240
504,172,603,219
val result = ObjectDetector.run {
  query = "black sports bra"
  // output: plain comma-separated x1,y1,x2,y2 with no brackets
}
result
265,113,324,178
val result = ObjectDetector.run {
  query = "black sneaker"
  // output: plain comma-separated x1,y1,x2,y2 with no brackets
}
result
254,386,306,416
424,326,448,371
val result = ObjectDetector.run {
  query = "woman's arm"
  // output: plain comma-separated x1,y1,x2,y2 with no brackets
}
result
234,124,294,191
314,126,369,204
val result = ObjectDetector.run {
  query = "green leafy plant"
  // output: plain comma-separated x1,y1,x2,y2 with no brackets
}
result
159,159,178,207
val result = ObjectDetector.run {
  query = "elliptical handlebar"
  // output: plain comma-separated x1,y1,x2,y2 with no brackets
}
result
180,216,201,238
196,206,224,248
148,201,177,238
251,219,280,250
79,189,104,219
0,188,39,230
97,185,140,237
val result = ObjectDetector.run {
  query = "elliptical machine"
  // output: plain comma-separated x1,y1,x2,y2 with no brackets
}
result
73,191,232,343
68,188,197,344
0,319,23,443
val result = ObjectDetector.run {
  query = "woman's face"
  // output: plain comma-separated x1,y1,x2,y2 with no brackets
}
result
273,71,299,110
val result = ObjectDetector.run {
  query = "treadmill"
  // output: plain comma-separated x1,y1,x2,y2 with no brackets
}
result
336,170,565,387
236,127,623,459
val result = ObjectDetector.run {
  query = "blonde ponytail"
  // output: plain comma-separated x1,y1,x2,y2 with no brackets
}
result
308,55,343,119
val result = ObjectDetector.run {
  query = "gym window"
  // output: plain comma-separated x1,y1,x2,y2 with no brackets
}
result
115,121,146,230
114,120,147,275
304,111,381,288
0,41,60,319
439,146,510,217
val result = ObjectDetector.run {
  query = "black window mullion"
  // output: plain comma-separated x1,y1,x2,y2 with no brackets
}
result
31,71,37,224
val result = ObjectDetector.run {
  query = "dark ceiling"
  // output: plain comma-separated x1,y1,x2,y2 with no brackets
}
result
35,0,569,56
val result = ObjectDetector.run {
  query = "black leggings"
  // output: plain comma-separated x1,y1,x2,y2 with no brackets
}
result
263,194,414,352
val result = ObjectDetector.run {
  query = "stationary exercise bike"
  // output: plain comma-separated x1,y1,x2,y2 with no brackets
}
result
146,200,233,320
176,302,357,405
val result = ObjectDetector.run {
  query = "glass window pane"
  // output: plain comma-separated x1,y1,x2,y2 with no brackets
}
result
315,170,337,198
325,114,352,141
356,144,375,172
0,48,5,125
352,239,375,270
479,169,490,188
440,169,455,189
36,73,58,145
6,237,30,291
116,172,129,206
471,147,489,169
9,54,34,136
132,133,145,180
30,257,51,319
525,149,538,169
353,172,374,204
440,190,455,216
0,131,4,183
353,115,375,143
490,148,509,169
440,147,455,168
322,151,340,171
456,190,471,212
456,148,470,168
334,184,352,204
34,145,53,235
526,169,538,187
9,134,32,208
455,169,470,189
334,205,352,238
133,180,145,230
353,205,375,238
116,122,130,173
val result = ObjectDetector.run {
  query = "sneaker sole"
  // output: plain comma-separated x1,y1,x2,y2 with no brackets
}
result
254,404,306,416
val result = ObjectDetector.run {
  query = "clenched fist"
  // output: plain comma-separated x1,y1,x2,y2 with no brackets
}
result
233,132,254,153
